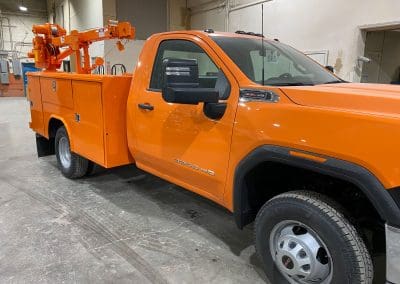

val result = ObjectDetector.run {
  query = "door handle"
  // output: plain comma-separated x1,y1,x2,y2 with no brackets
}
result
138,103,154,111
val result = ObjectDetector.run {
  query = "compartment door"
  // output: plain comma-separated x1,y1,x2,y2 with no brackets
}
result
71,80,105,165
27,76,45,136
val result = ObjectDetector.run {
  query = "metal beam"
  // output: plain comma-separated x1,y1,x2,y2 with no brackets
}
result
229,0,273,12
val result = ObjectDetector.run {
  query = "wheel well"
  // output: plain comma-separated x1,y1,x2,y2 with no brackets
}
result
241,161,385,254
48,118,64,138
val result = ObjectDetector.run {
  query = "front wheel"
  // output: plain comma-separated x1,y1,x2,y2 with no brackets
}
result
255,191,373,284
55,126,89,179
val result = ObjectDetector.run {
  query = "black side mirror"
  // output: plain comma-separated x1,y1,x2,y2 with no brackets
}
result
325,65,334,73
161,58,219,105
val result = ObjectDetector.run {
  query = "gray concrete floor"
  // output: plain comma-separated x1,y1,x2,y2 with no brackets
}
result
0,97,268,283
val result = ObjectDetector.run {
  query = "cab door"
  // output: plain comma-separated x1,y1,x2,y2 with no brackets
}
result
133,36,239,202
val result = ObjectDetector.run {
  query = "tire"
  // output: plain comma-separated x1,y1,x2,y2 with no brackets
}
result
255,191,373,284
55,126,89,179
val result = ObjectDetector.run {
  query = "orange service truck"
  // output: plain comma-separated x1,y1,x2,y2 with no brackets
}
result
27,22,400,284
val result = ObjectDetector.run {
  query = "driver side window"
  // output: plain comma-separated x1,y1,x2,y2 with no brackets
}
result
150,40,220,90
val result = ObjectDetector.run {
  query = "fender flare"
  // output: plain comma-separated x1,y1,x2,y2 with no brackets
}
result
47,115,74,149
35,116,71,157
233,145,400,228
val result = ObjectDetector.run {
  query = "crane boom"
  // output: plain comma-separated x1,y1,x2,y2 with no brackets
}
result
29,20,135,74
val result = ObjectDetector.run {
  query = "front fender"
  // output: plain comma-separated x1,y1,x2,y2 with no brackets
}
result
233,145,400,229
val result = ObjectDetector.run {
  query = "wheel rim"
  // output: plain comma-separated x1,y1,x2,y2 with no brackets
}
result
269,220,333,284
58,136,71,169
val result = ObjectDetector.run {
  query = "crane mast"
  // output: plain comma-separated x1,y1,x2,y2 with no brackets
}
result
28,20,135,74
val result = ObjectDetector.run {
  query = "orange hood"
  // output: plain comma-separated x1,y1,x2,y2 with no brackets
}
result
280,83,400,117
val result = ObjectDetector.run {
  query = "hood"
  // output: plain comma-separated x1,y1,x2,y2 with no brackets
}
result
280,83,400,117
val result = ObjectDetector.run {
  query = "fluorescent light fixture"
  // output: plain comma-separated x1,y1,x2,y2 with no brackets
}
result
19,6,28,11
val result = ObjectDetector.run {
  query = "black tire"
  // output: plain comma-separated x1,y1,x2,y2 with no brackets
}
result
255,191,373,284
55,126,89,179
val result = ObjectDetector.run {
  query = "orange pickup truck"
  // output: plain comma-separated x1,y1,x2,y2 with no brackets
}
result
28,26,400,284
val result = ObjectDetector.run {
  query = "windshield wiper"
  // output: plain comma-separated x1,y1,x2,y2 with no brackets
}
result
321,80,343,84
269,82,314,86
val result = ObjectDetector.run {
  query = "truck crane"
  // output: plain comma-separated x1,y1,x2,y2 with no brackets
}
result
28,20,135,73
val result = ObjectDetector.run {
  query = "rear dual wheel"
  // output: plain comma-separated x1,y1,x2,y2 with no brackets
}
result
255,191,373,284
55,126,92,179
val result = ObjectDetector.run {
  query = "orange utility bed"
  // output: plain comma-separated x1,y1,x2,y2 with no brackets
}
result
27,72,135,168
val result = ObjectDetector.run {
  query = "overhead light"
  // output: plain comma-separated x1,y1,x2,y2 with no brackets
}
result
19,6,28,12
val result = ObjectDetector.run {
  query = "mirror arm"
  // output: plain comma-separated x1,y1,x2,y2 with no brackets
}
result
203,102,227,120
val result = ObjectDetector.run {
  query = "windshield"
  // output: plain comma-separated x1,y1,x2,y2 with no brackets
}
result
211,36,340,86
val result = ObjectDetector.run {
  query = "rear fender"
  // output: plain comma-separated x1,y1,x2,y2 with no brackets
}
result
47,115,75,150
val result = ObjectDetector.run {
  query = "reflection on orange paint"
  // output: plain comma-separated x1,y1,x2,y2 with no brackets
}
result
289,151,327,163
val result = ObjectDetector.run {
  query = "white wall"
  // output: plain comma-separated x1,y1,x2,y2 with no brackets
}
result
2,14,47,60
104,39,145,73
47,0,160,74
188,0,400,82
71,0,104,57
116,0,167,40
191,7,225,32
48,0,104,57
102,0,145,73
169,0,188,31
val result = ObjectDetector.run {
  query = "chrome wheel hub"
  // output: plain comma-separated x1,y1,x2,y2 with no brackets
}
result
58,136,71,169
270,221,332,283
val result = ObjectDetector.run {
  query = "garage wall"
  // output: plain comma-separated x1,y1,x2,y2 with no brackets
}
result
103,0,117,25
190,0,226,31
101,0,143,73
47,0,164,73
189,0,400,82
2,14,47,60
103,39,145,73
0,0,47,60
0,1,47,96
38,0,400,81
116,0,167,40
191,9,225,32
169,0,188,31
47,0,104,57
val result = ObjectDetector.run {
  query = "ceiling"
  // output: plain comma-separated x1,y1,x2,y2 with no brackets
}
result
0,0,47,17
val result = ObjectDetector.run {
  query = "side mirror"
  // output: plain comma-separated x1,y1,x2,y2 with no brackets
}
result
325,65,334,73
161,58,219,105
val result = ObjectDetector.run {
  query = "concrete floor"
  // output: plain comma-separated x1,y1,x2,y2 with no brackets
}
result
0,97,269,283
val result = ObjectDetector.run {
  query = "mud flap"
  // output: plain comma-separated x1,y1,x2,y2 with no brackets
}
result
36,134,55,157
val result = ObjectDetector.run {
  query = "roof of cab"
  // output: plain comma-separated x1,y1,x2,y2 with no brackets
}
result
149,30,272,41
